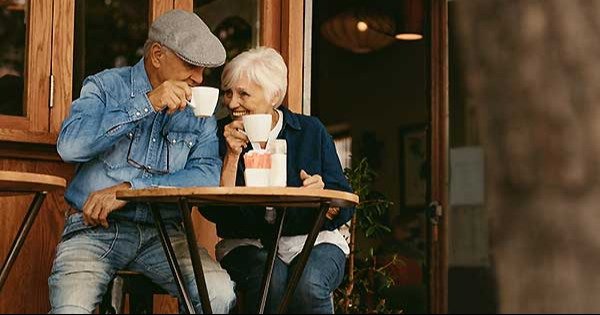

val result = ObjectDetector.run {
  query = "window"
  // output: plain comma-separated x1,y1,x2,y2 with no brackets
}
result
0,0,26,117
72,0,149,99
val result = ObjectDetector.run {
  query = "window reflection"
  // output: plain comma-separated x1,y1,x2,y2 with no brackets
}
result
73,0,148,99
194,0,260,118
0,0,26,116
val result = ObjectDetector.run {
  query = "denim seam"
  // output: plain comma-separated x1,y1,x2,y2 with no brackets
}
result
98,223,119,261
135,258,171,282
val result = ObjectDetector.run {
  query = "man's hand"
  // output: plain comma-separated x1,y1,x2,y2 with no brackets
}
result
82,182,131,228
147,80,192,114
299,170,325,189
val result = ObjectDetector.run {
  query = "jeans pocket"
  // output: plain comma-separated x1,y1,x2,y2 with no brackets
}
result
58,216,120,262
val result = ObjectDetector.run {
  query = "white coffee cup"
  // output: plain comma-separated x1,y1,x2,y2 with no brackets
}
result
242,114,271,142
188,86,219,117
244,168,270,187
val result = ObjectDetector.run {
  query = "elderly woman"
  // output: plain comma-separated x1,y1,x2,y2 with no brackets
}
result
201,47,354,313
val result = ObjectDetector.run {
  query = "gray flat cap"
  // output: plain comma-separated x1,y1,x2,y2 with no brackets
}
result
149,9,226,68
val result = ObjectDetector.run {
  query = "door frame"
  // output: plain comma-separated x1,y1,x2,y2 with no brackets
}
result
428,0,449,313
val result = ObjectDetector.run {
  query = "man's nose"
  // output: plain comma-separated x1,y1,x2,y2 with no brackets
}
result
190,67,204,85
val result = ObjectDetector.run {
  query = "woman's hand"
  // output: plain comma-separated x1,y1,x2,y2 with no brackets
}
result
300,170,325,189
299,170,339,219
223,120,249,156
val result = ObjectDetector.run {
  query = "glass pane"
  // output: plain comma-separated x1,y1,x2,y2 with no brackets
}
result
194,0,260,118
0,0,26,117
73,0,149,99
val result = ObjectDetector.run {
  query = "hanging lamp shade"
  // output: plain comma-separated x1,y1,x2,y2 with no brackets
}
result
395,0,424,40
320,8,396,54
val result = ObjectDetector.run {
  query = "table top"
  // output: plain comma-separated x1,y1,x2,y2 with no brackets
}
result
0,170,67,195
117,186,359,208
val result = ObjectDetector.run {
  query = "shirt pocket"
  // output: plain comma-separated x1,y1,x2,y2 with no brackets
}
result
166,131,197,171
100,131,143,182
100,131,135,169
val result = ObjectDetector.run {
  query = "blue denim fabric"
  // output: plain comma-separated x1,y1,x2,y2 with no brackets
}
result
48,213,236,314
57,58,222,223
220,243,345,314
201,107,355,237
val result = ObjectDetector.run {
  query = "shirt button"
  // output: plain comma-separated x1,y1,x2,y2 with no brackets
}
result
172,139,177,144
144,108,149,112
136,112,141,116
147,166,152,170
189,142,193,146
128,133,133,138
152,138,156,142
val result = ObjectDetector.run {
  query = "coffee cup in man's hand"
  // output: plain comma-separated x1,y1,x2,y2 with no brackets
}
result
187,86,220,117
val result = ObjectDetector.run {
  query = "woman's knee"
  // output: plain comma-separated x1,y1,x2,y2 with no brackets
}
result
50,304,93,314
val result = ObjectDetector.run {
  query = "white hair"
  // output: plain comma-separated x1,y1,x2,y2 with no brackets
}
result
221,47,288,107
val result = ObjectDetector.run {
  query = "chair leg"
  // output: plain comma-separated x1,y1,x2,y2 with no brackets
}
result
99,277,124,314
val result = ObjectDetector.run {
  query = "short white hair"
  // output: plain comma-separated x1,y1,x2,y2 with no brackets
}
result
221,47,288,107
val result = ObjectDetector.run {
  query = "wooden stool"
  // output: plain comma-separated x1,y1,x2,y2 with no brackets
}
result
99,270,172,314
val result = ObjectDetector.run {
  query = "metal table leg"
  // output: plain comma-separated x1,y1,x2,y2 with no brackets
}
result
149,203,196,314
258,207,287,314
277,202,330,314
0,191,46,292
178,198,212,314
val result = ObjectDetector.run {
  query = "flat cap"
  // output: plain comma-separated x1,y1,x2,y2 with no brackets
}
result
149,9,226,68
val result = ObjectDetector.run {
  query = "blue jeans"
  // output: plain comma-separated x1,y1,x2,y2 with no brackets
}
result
48,213,236,314
220,243,346,314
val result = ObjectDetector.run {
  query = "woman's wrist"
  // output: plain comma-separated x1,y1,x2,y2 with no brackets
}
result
221,153,240,186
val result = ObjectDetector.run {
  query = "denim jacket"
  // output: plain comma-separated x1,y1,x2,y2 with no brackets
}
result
57,59,222,223
201,107,355,237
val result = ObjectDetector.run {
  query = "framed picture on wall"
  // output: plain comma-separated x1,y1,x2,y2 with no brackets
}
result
399,124,429,210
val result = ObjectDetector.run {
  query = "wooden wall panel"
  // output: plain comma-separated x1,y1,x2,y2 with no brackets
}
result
26,0,53,132
174,0,193,11
150,0,174,22
261,0,282,51
0,159,74,314
281,0,304,114
50,0,75,134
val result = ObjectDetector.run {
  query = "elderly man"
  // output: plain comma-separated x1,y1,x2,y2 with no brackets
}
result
48,10,235,314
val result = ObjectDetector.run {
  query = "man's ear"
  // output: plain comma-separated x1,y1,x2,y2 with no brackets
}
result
149,43,164,68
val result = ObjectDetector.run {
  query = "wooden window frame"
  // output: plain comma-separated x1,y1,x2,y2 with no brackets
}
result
0,0,53,143
0,0,304,145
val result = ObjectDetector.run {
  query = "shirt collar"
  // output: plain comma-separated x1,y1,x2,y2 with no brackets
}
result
280,106,301,131
130,58,153,97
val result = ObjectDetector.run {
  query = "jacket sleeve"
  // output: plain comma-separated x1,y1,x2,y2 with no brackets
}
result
57,75,155,163
318,121,356,230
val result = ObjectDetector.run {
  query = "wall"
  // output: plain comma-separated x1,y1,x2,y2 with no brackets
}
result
0,157,73,313
447,2,498,313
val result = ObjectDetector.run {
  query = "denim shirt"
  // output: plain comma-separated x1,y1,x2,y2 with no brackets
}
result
57,59,222,224
201,107,355,238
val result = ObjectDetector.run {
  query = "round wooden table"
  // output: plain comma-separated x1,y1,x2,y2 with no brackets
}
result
117,186,359,314
0,171,67,292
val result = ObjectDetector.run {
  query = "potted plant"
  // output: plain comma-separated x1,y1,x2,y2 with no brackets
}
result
334,157,403,314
